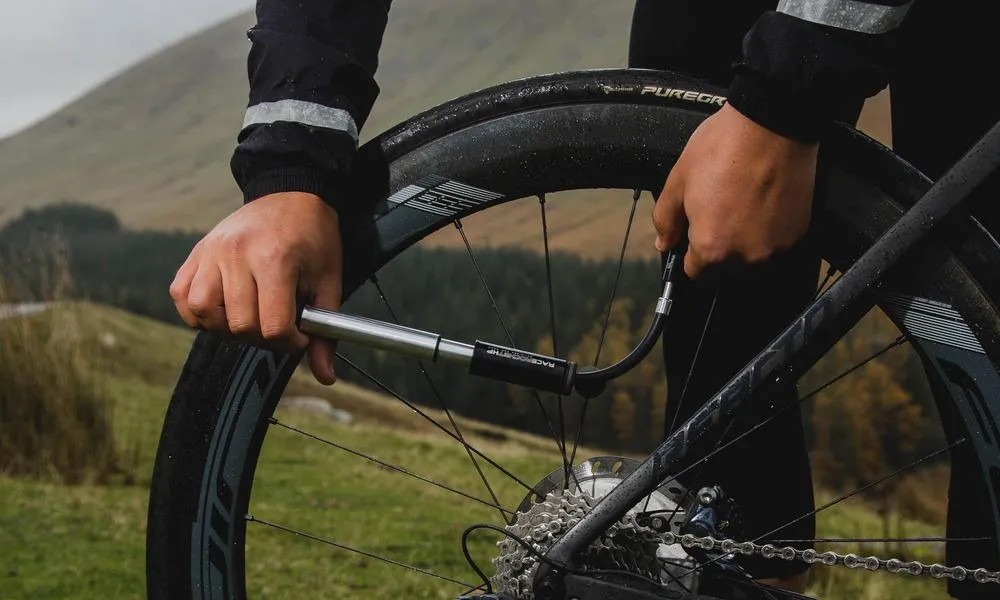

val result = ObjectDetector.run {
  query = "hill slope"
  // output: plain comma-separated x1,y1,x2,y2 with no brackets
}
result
1,301,946,600
0,2,890,257
0,2,635,232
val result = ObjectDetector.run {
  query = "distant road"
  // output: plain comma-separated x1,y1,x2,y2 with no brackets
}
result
0,302,52,321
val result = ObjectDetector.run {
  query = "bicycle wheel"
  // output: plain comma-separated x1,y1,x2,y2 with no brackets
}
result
146,68,1000,600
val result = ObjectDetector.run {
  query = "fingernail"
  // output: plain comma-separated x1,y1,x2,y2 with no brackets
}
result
654,237,665,252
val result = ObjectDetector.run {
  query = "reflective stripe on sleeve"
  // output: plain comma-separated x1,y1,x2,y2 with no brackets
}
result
242,99,359,141
777,0,914,33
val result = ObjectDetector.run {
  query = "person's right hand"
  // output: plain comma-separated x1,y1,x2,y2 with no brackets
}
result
652,102,817,279
169,191,342,385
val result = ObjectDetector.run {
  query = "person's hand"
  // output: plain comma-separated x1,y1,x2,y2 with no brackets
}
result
170,191,342,385
653,102,819,279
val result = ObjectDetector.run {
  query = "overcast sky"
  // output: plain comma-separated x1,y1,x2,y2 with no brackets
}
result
0,0,253,137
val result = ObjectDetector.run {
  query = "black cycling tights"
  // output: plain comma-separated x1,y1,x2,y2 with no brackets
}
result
628,0,1000,587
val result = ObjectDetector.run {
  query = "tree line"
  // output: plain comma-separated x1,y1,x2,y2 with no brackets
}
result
0,203,945,495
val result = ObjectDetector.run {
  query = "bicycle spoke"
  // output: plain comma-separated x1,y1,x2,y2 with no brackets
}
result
663,439,966,586
666,289,719,437
656,563,694,595
458,583,489,597
268,416,514,519
646,287,719,515
799,334,909,398
369,275,506,522
674,577,693,595
454,218,574,486
538,193,570,490
673,334,907,484
336,352,539,495
770,537,990,544
653,334,909,527
567,401,589,469
568,188,640,470
759,439,964,541
594,189,642,366
713,574,786,600
245,514,475,588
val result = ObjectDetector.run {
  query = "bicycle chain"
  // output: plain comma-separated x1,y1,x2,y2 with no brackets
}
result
495,492,1000,600
662,531,1000,585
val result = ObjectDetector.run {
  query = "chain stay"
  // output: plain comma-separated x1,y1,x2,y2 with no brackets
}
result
663,532,1000,584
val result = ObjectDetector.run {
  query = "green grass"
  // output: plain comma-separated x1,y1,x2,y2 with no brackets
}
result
808,494,948,599
1,301,124,485
0,476,149,599
246,416,552,599
0,303,955,599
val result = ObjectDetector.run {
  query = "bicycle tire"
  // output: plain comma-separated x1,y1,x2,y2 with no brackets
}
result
146,68,1000,600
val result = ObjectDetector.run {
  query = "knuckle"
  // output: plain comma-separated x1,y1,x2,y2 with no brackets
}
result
221,234,247,261
260,319,294,342
168,281,185,302
255,241,288,267
186,296,213,317
228,317,258,336
693,235,730,265
188,306,211,319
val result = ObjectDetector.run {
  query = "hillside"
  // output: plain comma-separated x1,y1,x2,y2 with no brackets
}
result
0,2,634,233
0,301,948,599
0,2,890,258
2,301,566,448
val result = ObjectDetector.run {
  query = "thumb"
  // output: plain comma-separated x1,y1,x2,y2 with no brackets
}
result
306,275,342,386
652,175,687,253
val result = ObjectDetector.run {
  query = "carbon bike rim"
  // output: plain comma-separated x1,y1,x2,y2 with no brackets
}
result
147,70,1000,600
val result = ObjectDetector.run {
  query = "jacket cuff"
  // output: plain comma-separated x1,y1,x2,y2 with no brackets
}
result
241,166,343,213
727,71,826,144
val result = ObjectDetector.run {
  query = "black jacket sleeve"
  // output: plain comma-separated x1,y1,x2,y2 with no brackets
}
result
728,0,914,143
229,0,392,209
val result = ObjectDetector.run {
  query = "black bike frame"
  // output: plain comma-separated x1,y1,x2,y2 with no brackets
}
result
535,117,1000,578
297,116,1000,595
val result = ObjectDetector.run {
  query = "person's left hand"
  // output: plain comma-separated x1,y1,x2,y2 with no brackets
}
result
652,102,819,279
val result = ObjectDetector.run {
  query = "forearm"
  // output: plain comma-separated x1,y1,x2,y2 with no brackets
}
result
230,0,392,206
728,0,914,143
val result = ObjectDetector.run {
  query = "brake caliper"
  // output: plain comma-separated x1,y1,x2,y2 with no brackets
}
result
677,485,746,578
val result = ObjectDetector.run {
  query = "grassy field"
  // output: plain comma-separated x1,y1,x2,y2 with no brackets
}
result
0,303,953,599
